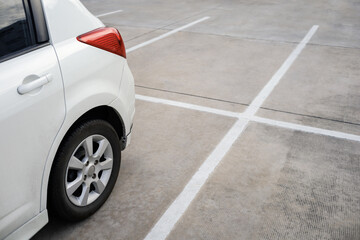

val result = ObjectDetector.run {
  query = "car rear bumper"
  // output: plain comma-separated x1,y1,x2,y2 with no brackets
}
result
109,62,135,150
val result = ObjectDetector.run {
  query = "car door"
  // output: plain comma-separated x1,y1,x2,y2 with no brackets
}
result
0,0,65,238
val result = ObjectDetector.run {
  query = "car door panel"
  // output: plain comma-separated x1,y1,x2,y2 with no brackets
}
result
0,45,65,239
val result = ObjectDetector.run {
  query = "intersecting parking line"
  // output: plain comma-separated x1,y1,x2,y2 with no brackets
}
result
136,94,360,142
142,25,319,240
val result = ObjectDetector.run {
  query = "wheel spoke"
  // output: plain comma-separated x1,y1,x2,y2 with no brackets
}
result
100,158,113,170
84,136,93,157
80,184,90,206
93,179,105,194
66,177,83,196
94,139,109,158
68,156,84,170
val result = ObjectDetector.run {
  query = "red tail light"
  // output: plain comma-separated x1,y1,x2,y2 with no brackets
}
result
77,27,126,58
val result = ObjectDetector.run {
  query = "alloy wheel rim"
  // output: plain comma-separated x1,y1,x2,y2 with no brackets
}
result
65,135,113,206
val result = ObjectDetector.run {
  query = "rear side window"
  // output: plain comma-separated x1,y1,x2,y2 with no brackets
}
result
0,1,34,59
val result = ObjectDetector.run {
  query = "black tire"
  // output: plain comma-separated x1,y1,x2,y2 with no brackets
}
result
48,119,121,221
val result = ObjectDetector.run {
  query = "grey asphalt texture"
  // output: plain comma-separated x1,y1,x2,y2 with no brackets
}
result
33,0,360,239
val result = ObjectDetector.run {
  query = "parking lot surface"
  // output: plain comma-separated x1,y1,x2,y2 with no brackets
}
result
34,0,360,239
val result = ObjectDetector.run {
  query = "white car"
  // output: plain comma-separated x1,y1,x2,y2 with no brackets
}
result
0,0,135,239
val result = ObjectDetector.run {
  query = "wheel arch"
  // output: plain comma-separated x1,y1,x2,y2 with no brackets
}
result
64,105,126,145
40,105,126,212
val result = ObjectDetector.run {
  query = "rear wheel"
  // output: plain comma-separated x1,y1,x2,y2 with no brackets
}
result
48,119,121,221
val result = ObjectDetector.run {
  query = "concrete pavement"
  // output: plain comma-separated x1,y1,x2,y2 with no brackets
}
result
33,0,360,239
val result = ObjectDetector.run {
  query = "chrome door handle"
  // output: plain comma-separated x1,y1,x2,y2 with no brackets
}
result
17,74,52,95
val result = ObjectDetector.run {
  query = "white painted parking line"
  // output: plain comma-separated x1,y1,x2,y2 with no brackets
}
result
95,9,123,18
244,25,319,117
143,25,318,240
144,119,248,240
127,16,210,53
252,116,360,142
136,94,239,118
